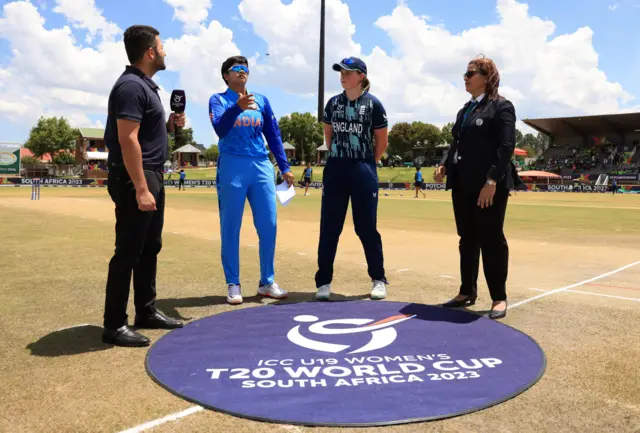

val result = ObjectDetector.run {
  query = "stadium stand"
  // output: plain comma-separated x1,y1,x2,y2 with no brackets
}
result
523,113,640,183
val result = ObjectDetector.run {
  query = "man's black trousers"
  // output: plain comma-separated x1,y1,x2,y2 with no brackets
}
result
104,167,165,329
315,157,386,288
451,183,509,302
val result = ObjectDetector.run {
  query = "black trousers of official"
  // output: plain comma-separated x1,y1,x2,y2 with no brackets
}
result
315,157,386,288
451,181,509,302
104,168,165,329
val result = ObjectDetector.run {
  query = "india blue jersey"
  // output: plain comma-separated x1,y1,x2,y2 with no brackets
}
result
323,91,388,161
209,88,290,173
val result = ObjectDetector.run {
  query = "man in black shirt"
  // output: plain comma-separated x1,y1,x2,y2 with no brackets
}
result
102,25,185,347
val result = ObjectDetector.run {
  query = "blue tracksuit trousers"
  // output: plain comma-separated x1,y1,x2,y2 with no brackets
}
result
216,154,276,286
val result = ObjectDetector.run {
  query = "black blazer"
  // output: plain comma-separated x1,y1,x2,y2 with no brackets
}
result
442,96,522,191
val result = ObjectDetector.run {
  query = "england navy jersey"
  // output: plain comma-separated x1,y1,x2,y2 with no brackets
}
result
323,91,388,160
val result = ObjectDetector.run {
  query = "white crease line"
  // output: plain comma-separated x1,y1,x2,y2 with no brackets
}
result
118,406,204,433
396,269,409,272
297,252,306,256
118,260,640,432
248,244,255,248
439,275,454,279
511,260,640,309
529,287,639,303
565,290,640,302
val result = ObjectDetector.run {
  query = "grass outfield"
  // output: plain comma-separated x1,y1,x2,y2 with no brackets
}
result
1,187,639,433
175,165,435,183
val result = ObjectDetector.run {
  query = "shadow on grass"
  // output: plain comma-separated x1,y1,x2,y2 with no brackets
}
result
156,292,371,321
25,294,372,357
26,325,113,357
398,303,492,324
25,299,493,358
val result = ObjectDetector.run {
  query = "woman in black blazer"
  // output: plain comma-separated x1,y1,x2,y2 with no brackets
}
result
434,55,517,319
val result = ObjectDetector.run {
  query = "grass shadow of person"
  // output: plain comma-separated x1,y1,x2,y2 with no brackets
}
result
156,294,265,321
26,324,113,357
399,302,485,324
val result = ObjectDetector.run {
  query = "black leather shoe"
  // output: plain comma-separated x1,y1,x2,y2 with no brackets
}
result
102,325,150,347
488,302,508,320
441,296,477,308
134,310,183,330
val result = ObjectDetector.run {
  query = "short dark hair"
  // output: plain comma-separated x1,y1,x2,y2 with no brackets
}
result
123,25,160,64
221,55,249,85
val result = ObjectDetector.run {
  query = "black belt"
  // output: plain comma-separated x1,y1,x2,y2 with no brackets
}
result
108,162,164,173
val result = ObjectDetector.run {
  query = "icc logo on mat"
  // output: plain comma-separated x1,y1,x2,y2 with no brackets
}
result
287,313,416,354
146,301,546,426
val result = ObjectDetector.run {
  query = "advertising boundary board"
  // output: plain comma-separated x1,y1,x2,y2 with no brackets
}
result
0,144,20,175
144,301,547,427
1,177,639,192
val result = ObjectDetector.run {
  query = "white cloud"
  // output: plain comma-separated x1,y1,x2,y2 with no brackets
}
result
238,0,360,92
163,20,242,106
239,0,634,129
608,4,620,11
0,0,635,144
53,0,121,43
163,0,212,32
0,1,128,129
0,1,206,136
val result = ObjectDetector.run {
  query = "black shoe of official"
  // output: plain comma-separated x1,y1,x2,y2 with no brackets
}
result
134,310,183,330
441,296,477,308
102,325,150,347
488,301,508,320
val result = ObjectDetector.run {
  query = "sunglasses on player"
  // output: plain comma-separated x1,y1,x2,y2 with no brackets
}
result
464,70,484,79
228,65,249,74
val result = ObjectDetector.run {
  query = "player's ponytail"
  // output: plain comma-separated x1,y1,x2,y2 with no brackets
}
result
361,76,371,92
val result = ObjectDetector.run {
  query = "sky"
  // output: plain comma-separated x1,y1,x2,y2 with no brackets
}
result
0,0,639,147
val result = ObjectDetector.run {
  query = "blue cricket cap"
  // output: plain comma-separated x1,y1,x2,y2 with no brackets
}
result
332,57,367,74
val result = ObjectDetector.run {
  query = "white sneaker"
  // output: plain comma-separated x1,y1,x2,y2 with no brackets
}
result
371,280,387,300
258,282,288,299
227,284,243,305
316,284,331,301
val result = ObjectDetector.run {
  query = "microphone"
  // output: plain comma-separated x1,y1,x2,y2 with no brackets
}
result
170,89,186,145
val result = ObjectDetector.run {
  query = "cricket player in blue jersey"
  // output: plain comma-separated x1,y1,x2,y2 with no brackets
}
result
209,55,294,305
315,57,390,301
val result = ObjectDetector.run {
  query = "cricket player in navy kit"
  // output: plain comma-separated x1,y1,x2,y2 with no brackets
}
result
315,57,389,301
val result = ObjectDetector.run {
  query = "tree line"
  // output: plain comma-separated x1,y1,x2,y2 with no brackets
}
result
23,114,550,167
275,114,550,161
